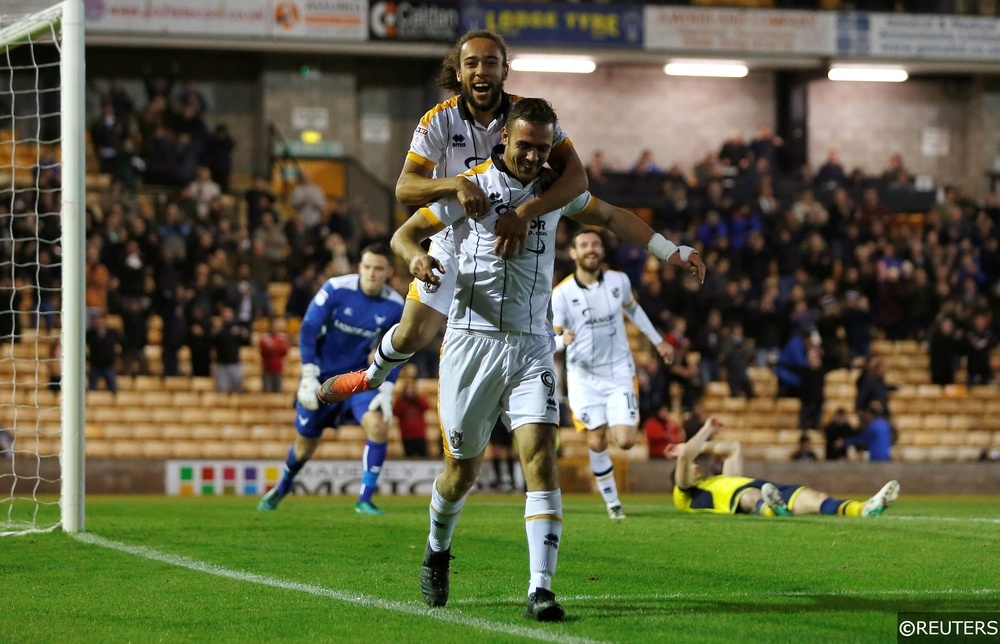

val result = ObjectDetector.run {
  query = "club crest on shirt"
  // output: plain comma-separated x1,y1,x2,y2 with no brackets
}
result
449,428,464,450
612,287,620,298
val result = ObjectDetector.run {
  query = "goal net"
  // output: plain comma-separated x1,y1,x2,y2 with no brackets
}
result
1,0,84,536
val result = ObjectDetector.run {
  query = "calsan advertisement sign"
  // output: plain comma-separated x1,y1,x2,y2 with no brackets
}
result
369,1,460,42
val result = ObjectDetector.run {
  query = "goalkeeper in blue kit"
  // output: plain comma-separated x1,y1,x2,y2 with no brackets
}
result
258,244,404,515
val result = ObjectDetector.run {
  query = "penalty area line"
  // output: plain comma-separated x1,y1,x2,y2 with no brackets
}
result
72,532,607,644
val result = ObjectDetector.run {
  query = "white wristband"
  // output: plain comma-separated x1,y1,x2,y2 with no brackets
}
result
647,233,678,262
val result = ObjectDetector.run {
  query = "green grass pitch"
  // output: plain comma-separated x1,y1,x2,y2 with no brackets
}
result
4,493,999,643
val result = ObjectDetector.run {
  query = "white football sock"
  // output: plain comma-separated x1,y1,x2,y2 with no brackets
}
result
428,476,466,552
525,489,563,594
589,448,620,508
365,324,413,386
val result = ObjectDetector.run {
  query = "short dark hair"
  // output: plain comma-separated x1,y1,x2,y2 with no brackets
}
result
438,30,509,94
360,242,393,262
570,227,604,248
505,97,557,131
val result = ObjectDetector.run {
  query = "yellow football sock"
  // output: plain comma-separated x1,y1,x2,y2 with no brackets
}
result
841,500,864,517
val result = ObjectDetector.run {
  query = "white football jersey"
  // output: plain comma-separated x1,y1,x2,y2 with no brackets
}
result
552,270,638,380
420,155,593,335
406,93,572,253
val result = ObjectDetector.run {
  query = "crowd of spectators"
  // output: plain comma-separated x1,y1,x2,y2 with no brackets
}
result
6,84,1000,460
583,141,999,425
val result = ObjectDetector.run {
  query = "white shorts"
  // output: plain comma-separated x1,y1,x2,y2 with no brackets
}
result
567,371,639,432
438,328,559,459
406,233,458,316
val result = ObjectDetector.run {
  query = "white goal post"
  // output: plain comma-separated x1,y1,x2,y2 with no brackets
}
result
0,0,85,535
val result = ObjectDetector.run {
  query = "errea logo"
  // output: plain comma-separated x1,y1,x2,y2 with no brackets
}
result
451,134,466,147
488,191,502,204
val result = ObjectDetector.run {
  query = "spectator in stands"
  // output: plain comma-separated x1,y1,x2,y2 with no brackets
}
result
244,174,276,234
212,306,251,394
790,434,818,461
791,189,829,229
855,355,896,418
642,404,684,459
0,425,11,459
841,291,874,361
856,187,895,235
964,311,996,386
798,345,826,431
144,124,178,186
291,169,327,229
157,202,192,256
928,316,963,385
695,210,729,253
719,131,750,168
776,325,811,399
693,309,724,386
159,288,187,379
636,352,668,423
185,306,213,378
84,244,110,328
749,123,783,171
720,322,755,399
253,210,291,281
823,408,855,461
585,150,609,186
845,402,893,462
664,317,704,412
814,149,847,190
86,312,121,394
394,378,430,459
630,149,660,175
880,153,910,183
258,317,290,394
227,262,268,332
174,131,203,187
90,102,125,174
187,165,221,221
119,292,151,378
118,135,147,190
204,123,235,191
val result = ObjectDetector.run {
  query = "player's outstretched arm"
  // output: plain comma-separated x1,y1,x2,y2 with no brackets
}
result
623,297,672,364
573,199,706,285
390,209,447,287
713,440,745,477
674,417,723,488
395,159,490,219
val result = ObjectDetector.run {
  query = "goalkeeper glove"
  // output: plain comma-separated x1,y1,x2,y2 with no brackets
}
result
367,381,395,419
297,363,321,411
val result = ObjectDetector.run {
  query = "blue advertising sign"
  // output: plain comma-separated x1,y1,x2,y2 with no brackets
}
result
461,2,642,48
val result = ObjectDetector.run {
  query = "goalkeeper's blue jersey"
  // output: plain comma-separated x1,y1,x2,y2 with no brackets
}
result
299,274,404,380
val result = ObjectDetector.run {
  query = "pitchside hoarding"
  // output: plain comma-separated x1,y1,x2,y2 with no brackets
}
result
166,460,522,496
460,2,642,48
368,0,460,42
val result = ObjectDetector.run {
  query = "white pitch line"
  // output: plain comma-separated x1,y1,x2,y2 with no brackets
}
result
72,533,608,644
883,515,1000,525
453,587,1000,606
